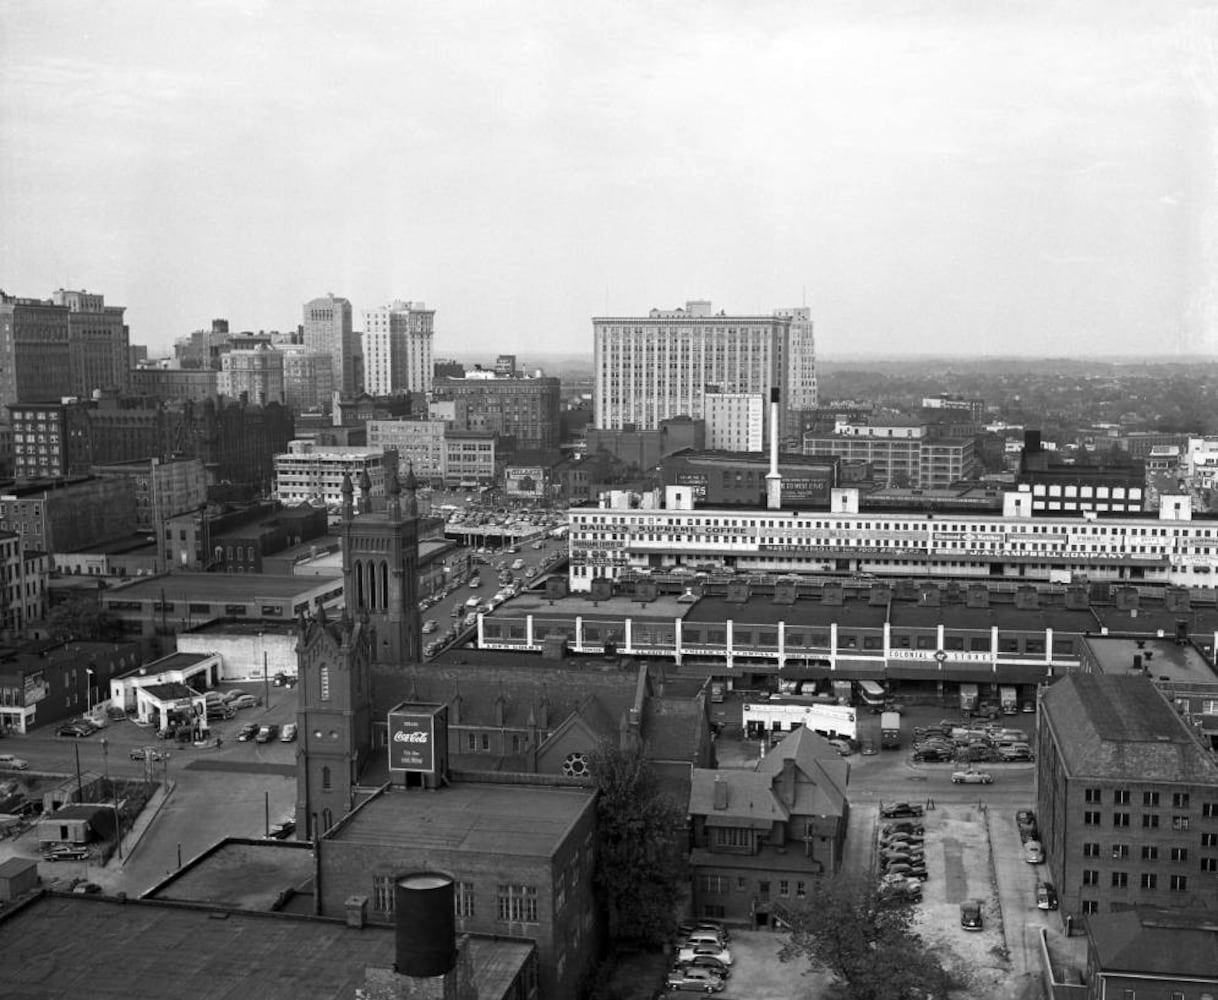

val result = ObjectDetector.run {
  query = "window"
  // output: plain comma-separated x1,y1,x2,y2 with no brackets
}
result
322,766,331,790
454,881,475,918
1084,811,1101,826
1173,792,1191,809
758,880,771,899
778,880,790,897
1113,812,1130,828
1081,900,1098,915
796,881,807,898
1114,789,1130,805
373,875,394,913
1083,842,1100,858
497,884,538,922
1171,847,1188,863
1201,858,1218,873
1204,833,1218,848
1170,875,1188,892
1205,802,1218,818
697,875,729,895
1173,816,1191,831
1111,872,1128,887
1142,814,1160,829
1083,869,1098,886
1122,992,1135,1000
1140,873,1157,889
714,828,751,849
1141,845,1158,861
319,667,330,701
1112,844,1130,859
1144,791,1160,807
1084,787,1102,804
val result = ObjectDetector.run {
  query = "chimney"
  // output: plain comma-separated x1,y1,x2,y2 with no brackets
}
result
713,775,728,810
345,894,368,928
778,755,797,807
1176,619,1190,644
766,387,783,510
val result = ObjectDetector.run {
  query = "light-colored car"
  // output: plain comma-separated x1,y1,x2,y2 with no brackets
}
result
1023,839,1045,864
230,694,257,710
676,944,732,967
280,723,298,742
951,769,993,784
665,967,726,992
422,619,438,634
0,754,30,770
129,746,167,762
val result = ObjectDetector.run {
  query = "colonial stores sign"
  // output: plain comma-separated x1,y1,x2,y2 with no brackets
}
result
387,702,449,778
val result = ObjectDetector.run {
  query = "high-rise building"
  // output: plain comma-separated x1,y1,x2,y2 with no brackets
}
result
52,288,130,397
431,372,561,451
218,343,285,406
361,300,434,397
303,294,358,398
703,388,766,452
774,306,817,415
592,301,792,433
0,294,73,409
278,343,336,413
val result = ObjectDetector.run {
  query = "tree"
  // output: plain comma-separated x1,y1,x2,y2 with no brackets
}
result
45,595,123,642
779,871,953,1000
590,740,687,948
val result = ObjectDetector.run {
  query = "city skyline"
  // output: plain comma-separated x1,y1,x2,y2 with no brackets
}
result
1,0,1214,360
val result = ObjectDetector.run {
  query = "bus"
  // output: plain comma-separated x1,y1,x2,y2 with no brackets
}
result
855,680,887,711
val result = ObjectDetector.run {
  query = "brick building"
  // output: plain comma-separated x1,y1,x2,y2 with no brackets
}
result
1085,906,1218,997
687,727,849,927
1038,673,1218,923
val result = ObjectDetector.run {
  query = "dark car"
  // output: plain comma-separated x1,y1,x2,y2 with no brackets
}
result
237,723,260,742
43,845,91,861
254,724,280,744
1037,881,1059,910
960,900,983,930
56,721,96,738
881,802,925,819
267,820,297,840
674,955,730,979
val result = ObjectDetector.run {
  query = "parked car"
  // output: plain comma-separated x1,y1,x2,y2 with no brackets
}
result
422,619,438,634
56,721,96,738
43,845,90,861
676,945,732,967
72,881,102,894
1023,839,1045,864
665,967,726,992
881,802,925,819
951,769,994,785
129,746,167,762
255,724,279,743
674,956,729,979
1036,881,1059,910
280,723,298,742
960,900,983,930
0,754,30,770
860,740,878,756
230,694,257,710
267,820,297,840
677,921,731,943
237,723,260,742
827,739,854,757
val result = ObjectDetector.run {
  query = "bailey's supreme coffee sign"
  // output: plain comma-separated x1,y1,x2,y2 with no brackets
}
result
387,709,436,772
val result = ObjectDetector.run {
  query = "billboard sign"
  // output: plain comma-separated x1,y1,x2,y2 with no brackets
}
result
388,708,437,773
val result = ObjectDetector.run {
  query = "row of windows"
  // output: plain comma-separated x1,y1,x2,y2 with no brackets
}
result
698,874,809,898
1082,870,1190,890
1083,812,1193,830
1084,788,1196,809
1083,842,1199,862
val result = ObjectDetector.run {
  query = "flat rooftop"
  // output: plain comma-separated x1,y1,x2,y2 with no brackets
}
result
333,783,593,857
1083,636,1218,685
0,893,534,1000
106,572,339,601
147,839,315,911
182,618,300,637
493,589,694,622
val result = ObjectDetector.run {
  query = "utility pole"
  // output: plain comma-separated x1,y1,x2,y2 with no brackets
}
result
263,650,270,709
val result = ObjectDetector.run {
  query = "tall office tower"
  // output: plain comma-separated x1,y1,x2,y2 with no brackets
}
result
217,342,285,406
303,294,358,398
52,289,131,397
774,306,817,416
592,300,791,432
279,343,336,413
0,292,72,409
361,300,435,396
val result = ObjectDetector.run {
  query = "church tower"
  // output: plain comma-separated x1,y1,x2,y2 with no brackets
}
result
295,462,421,838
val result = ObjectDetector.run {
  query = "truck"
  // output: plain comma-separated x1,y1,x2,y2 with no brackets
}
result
1000,686,1019,715
959,682,980,713
880,711,902,749
832,680,854,706
743,699,858,742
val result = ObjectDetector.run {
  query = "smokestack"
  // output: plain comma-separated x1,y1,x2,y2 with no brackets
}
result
394,874,456,977
766,387,783,510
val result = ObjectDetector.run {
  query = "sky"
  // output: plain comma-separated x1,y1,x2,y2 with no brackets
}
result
1,0,1215,360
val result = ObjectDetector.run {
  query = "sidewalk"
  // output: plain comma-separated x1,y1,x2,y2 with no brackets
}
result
111,778,176,869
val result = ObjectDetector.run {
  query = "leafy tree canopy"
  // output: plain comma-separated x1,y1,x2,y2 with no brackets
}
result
779,870,954,1000
590,740,687,948
45,596,123,642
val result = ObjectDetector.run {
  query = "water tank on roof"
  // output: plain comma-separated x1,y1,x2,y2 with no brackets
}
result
394,873,456,978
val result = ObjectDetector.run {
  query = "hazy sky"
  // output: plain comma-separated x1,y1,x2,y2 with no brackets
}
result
2,0,1215,360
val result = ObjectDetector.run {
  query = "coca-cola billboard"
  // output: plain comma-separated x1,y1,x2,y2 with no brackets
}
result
387,710,436,772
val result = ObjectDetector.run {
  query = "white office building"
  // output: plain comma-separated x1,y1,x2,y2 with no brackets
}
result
362,300,434,396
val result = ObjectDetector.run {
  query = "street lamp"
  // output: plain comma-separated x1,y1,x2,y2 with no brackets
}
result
85,667,95,719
